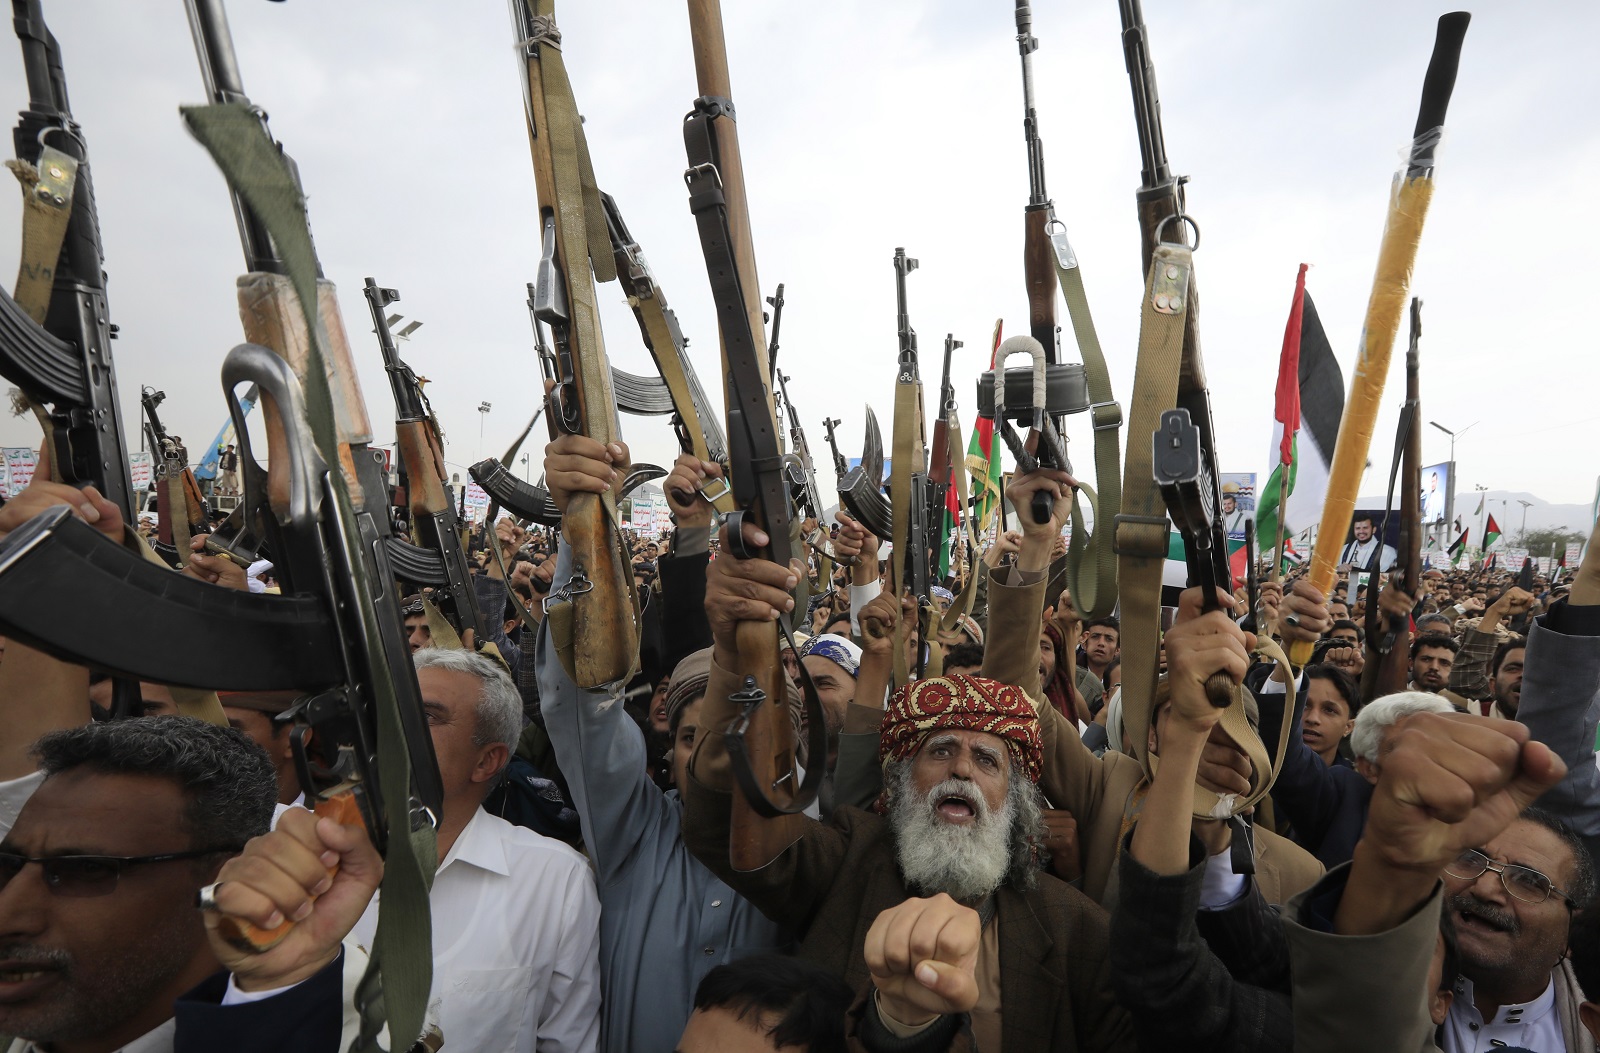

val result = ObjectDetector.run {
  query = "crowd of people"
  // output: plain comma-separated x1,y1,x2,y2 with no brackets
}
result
0,436,1596,1053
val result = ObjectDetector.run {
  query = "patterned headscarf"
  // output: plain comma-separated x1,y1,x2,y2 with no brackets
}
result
798,633,863,679
879,674,1042,784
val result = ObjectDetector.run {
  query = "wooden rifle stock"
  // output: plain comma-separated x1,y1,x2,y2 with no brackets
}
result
514,0,638,687
685,0,812,872
1023,207,1058,358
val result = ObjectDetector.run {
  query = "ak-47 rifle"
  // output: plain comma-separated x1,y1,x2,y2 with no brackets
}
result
775,366,845,565
885,248,936,682
1361,298,1423,700
365,278,483,642
0,0,143,719
469,285,566,528
139,386,208,565
1007,0,1121,619
0,1,444,1045
928,333,962,555
508,0,639,688
823,416,847,480
602,191,729,506
682,0,827,871
0,0,132,520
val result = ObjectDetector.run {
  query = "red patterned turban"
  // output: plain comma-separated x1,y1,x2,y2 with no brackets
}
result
879,674,1042,784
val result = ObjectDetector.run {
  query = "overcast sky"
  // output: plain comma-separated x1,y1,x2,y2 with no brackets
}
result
0,0,1595,511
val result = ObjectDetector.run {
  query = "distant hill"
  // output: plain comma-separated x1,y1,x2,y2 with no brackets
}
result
1354,489,1593,538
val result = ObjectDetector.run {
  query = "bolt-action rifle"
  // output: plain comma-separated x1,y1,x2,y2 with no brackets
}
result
682,0,827,872
1361,299,1423,700
508,0,639,688
365,278,483,642
1002,1,1119,618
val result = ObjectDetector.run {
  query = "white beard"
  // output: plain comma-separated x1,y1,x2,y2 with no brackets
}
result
890,776,1015,903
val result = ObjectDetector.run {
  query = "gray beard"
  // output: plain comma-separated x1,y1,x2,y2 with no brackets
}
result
890,776,1015,903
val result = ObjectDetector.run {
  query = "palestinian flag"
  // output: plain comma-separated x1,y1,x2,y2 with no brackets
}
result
1165,531,1249,606
965,319,1005,532
1447,529,1469,559
1483,514,1502,551
1257,269,1342,555
937,449,963,578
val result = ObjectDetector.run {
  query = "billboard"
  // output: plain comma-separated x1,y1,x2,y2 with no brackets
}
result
1420,461,1453,526
1220,472,1256,540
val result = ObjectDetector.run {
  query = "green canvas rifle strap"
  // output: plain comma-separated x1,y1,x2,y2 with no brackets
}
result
1116,244,1291,820
1116,244,1190,788
6,146,78,323
183,102,437,1053
1050,231,1122,622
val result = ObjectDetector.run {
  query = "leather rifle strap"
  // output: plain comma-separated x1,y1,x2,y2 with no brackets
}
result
889,374,920,688
631,290,734,513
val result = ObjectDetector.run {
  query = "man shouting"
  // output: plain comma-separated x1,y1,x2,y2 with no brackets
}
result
680,520,1132,1051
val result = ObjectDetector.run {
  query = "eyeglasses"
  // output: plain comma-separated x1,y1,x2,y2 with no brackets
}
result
0,848,239,898
1445,849,1572,906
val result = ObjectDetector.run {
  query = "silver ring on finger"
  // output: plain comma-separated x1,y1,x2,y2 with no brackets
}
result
1283,612,1301,629
195,881,225,912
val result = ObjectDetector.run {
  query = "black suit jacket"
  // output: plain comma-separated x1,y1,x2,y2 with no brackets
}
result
173,950,349,1053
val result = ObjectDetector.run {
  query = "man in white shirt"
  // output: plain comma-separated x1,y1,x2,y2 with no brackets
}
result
1441,809,1595,1052
352,647,600,1053
1337,513,1397,573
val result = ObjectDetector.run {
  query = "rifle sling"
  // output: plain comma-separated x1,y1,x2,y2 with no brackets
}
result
1116,244,1291,819
631,292,735,512
1050,234,1123,622
183,102,436,1053
6,146,78,324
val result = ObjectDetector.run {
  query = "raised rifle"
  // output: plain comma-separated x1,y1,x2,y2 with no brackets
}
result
823,416,847,480
0,1,444,1044
682,0,827,870
884,248,935,683
469,284,566,527
139,386,208,565
509,0,639,687
1361,298,1422,700
0,0,132,520
928,333,961,554
1007,0,1121,620
365,278,483,642
602,191,730,505
1114,0,1290,820
775,366,845,565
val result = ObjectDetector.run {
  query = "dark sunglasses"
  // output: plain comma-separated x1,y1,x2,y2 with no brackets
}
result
0,848,239,898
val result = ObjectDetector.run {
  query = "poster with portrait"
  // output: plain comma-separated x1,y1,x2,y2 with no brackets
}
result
1220,472,1256,540
1420,461,1453,525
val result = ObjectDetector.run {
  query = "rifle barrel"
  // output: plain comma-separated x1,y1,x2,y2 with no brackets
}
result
182,0,287,276
1117,0,1172,191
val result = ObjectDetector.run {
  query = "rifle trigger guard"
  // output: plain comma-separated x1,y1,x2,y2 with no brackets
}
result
1154,212,1201,252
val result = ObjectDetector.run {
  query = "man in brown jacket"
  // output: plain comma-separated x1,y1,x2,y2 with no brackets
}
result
981,468,1323,907
680,518,1134,1052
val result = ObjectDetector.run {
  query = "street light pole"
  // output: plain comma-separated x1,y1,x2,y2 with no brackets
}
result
1428,420,1476,548
478,401,492,459
1518,499,1533,537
